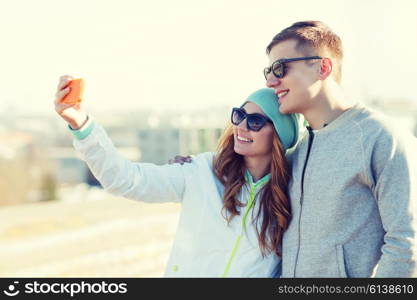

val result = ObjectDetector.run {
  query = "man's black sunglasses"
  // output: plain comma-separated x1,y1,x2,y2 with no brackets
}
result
264,56,322,79
231,107,272,132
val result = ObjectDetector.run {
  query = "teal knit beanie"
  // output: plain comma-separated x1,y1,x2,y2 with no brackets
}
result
241,88,300,150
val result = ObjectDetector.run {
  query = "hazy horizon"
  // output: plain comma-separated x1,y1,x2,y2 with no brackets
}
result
1,0,417,115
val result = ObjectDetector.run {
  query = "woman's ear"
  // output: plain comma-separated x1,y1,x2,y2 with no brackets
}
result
318,57,333,80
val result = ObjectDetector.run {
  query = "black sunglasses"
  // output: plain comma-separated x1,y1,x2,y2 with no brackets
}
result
231,107,272,132
263,56,322,79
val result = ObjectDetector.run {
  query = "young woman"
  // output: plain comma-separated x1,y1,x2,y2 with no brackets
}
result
54,75,300,277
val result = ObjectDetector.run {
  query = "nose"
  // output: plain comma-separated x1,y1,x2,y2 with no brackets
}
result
236,118,249,132
265,72,280,88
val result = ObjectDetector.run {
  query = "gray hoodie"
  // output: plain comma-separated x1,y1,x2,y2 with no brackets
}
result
283,103,417,277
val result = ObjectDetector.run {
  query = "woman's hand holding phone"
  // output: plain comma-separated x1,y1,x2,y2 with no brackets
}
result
54,75,88,130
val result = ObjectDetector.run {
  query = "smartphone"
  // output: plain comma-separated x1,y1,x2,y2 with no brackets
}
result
62,78,84,104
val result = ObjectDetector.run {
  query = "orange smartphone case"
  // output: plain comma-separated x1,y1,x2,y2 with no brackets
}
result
62,78,84,104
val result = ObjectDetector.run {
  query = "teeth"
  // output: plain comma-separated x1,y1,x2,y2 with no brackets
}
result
278,90,289,98
237,135,253,142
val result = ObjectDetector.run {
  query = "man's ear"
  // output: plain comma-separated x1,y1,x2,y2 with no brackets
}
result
318,57,333,80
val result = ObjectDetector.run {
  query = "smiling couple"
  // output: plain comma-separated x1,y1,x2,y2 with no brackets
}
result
55,21,417,277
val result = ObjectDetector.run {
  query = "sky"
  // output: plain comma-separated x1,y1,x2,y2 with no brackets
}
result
0,0,416,115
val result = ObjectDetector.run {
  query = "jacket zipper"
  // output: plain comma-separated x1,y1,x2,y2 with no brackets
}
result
293,127,315,277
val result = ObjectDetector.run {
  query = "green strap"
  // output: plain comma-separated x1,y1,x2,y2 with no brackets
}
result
242,184,257,232
242,171,270,231
222,186,256,277
221,235,242,277
222,170,270,277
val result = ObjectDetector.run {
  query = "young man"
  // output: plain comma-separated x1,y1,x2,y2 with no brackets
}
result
264,20,417,277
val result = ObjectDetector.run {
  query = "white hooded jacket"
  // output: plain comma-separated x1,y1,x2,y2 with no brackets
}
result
72,121,280,277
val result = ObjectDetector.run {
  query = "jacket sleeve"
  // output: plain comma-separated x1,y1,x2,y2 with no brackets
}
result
368,130,417,277
72,122,186,203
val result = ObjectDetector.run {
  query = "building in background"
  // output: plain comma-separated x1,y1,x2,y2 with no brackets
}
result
0,131,56,205
137,126,223,165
